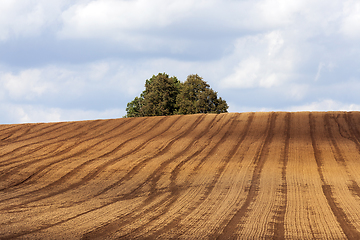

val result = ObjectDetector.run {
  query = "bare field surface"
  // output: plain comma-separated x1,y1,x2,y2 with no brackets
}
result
1,112,360,239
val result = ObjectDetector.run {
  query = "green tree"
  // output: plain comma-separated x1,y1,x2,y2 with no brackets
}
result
125,73,180,117
176,74,228,114
125,96,144,117
125,73,228,117
141,73,180,116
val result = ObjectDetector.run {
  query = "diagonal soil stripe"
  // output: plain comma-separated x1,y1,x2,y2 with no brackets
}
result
217,112,277,240
309,113,360,240
273,112,291,239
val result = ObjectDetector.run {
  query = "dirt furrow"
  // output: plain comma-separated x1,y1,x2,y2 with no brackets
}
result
0,123,85,169
0,116,173,205
0,120,98,149
343,113,360,153
5,114,190,239
0,117,147,199
324,114,347,165
323,113,360,232
0,116,185,238
343,113,360,189
0,117,144,174
155,113,256,239
174,114,253,237
0,124,18,134
0,121,67,145
0,117,135,169
81,114,212,239
87,114,198,199
344,112,360,174
284,112,342,238
0,124,35,143
0,115,195,238
128,113,252,239
0,194,149,240
2,112,360,239
349,181,360,198
273,112,290,239
0,120,101,166
309,113,360,239
221,113,287,238
0,119,116,181
217,112,276,239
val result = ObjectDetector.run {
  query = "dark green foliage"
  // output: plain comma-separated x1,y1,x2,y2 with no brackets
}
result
176,74,228,114
125,73,180,117
141,73,181,116
125,96,144,117
125,73,228,117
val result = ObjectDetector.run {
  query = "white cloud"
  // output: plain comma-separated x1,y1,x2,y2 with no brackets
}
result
58,0,195,39
227,102,273,113
286,84,309,101
0,0,356,42
58,0,308,43
221,31,298,89
0,69,50,100
288,99,360,112
0,0,67,41
340,1,360,39
1,104,62,123
0,103,124,124
255,0,305,28
229,99,360,113
0,61,149,103
222,57,262,88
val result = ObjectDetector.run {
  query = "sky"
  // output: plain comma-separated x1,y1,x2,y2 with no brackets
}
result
0,0,360,124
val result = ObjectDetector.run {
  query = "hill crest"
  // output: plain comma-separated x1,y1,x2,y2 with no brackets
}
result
1,111,360,239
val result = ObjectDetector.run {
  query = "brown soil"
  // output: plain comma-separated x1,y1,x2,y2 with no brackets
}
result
1,112,360,239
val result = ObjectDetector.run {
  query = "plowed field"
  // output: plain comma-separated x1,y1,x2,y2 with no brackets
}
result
1,112,360,239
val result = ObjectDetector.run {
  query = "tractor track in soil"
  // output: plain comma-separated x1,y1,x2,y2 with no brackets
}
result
217,112,276,239
82,114,215,239
309,113,360,239
0,116,173,204
114,114,246,240
2,112,360,239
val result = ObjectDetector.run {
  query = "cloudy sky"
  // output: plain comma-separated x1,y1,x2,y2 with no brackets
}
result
0,0,360,123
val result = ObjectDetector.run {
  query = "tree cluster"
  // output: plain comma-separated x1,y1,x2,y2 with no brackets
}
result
125,73,228,117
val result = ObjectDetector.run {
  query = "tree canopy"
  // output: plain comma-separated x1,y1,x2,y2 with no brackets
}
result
125,73,228,117
176,74,228,114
